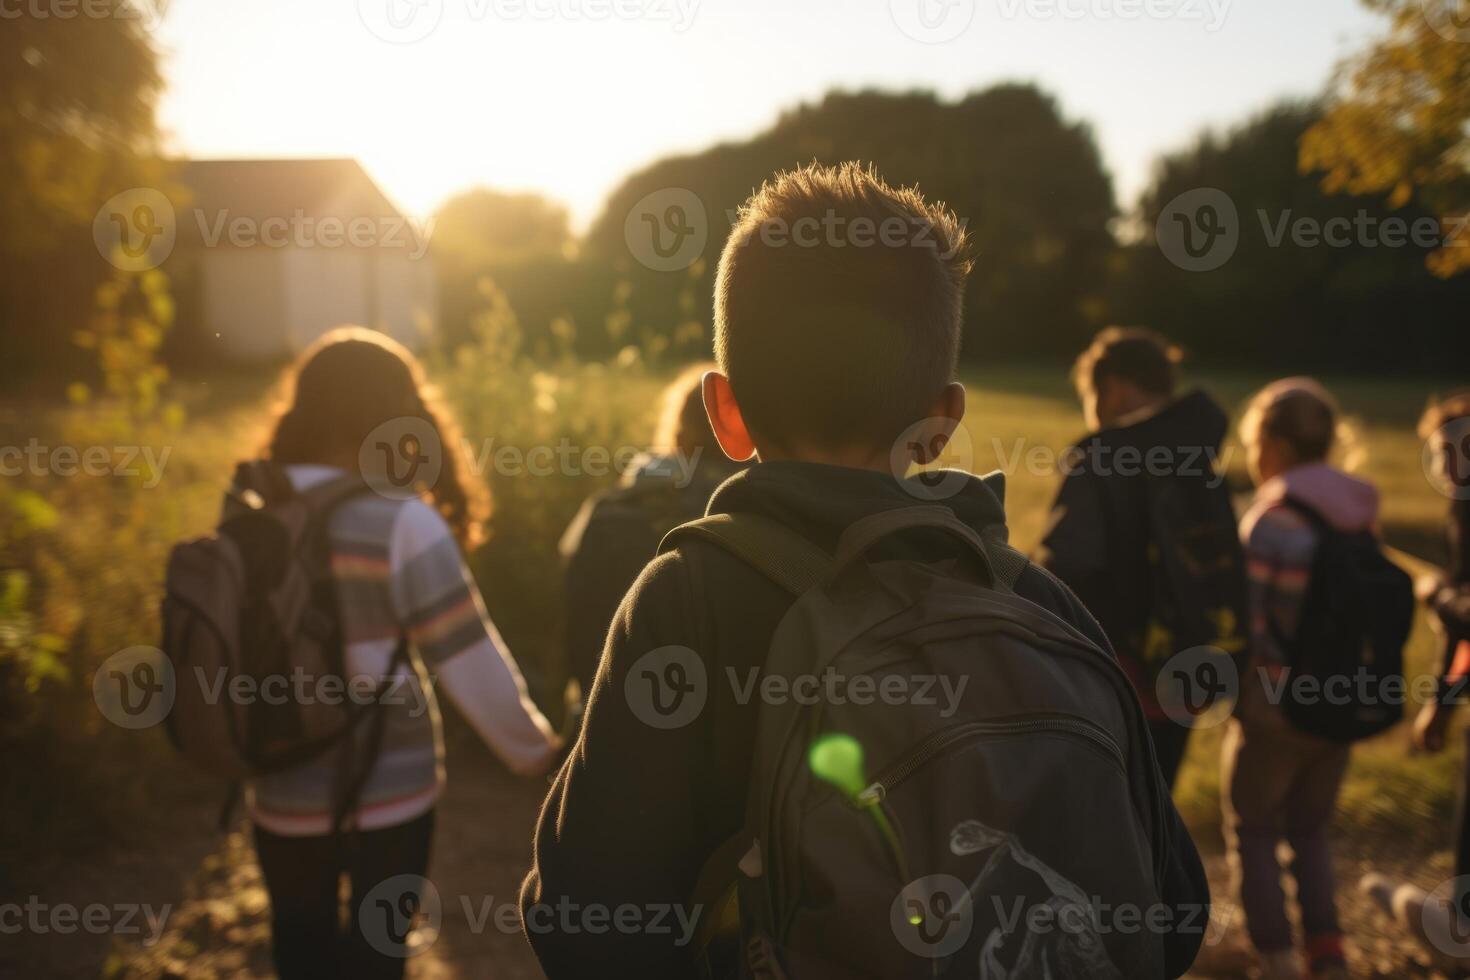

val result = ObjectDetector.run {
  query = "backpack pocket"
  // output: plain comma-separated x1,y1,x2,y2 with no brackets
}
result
782,717,1158,979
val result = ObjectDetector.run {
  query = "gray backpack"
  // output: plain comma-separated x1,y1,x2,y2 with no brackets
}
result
160,461,406,829
662,506,1172,979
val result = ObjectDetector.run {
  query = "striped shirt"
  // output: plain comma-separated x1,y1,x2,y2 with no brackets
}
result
247,465,556,836
1239,462,1380,671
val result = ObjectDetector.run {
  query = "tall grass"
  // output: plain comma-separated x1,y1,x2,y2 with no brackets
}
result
434,282,671,713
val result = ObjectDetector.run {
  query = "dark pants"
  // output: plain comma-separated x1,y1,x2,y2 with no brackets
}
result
1149,719,1190,789
254,810,435,980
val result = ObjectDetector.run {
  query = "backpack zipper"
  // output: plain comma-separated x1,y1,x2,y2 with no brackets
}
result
852,714,1126,808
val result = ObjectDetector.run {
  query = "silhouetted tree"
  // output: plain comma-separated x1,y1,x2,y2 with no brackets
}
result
581,85,1117,364
1108,102,1470,373
431,189,578,353
1,3,164,374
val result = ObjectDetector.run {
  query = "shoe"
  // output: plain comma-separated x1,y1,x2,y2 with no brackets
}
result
1360,872,1465,973
1305,932,1347,977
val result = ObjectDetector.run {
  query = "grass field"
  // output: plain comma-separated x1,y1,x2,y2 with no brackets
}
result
3,358,1464,977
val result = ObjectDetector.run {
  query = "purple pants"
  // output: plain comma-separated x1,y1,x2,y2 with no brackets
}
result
1221,696,1350,954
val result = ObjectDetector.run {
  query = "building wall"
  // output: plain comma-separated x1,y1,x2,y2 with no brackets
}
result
196,246,435,360
199,248,287,360
282,248,373,353
375,251,436,350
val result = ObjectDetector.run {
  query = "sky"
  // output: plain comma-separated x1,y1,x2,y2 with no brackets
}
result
152,0,1388,229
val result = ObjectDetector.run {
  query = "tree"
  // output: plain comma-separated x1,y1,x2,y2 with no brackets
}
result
431,189,578,353
0,3,165,372
1301,0,1470,276
581,85,1117,364
1110,102,1470,372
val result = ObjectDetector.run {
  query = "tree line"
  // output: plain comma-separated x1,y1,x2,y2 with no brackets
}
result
3,0,1466,377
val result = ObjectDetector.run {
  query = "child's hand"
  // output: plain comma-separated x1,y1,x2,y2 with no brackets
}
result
1412,702,1451,755
1416,573,1446,604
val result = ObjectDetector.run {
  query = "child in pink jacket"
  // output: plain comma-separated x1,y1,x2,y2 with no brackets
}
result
1226,378,1376,980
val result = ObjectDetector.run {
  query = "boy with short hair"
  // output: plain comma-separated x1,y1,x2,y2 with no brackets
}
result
1039,327,1247,786
520,164,1208,978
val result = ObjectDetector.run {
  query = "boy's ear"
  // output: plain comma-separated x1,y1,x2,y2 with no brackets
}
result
910,382,967,463
703,371,757,463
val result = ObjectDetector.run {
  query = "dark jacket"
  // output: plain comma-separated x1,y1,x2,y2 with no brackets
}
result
1433,497,1470,683
1037,389,1233,717
521,461,1209,978
560,454,734,695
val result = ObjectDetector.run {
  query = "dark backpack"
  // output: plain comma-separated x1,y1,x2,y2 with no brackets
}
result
160,460,407,830
1270,497,1414,743
1138,473,1250,680
661,506,1173,979
563,468,728,693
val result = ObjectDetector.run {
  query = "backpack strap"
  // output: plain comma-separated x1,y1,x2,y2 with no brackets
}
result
659,512,835,596
1277,494,1332,533
982,527,1030,592
297,472,376,518
331,633,413,836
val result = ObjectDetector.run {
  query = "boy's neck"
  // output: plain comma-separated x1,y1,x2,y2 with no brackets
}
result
754,443,893,474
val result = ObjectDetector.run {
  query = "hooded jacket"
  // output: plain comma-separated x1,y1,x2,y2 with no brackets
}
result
1037,389,1238,717
521,461,1209,978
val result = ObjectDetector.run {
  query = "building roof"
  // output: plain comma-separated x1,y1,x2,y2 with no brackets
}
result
171,158,424,250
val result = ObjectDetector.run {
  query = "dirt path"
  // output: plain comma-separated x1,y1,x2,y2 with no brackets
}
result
9,739,1467,979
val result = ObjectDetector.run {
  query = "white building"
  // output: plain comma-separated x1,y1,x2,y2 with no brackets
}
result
174,159,435,360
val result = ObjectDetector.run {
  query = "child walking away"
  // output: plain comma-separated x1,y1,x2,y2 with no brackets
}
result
162,328,559,979
521,164,1209,979
559,363,739,704
1038,327,1247,787
1226,379,1412,980
1362,391,1470,966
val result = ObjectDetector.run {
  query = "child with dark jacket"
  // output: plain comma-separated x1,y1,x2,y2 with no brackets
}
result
559,363,739,700
519,164,1208,978
1363,392,1470,963
1038,327,1245,787
1411,392,1470,755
